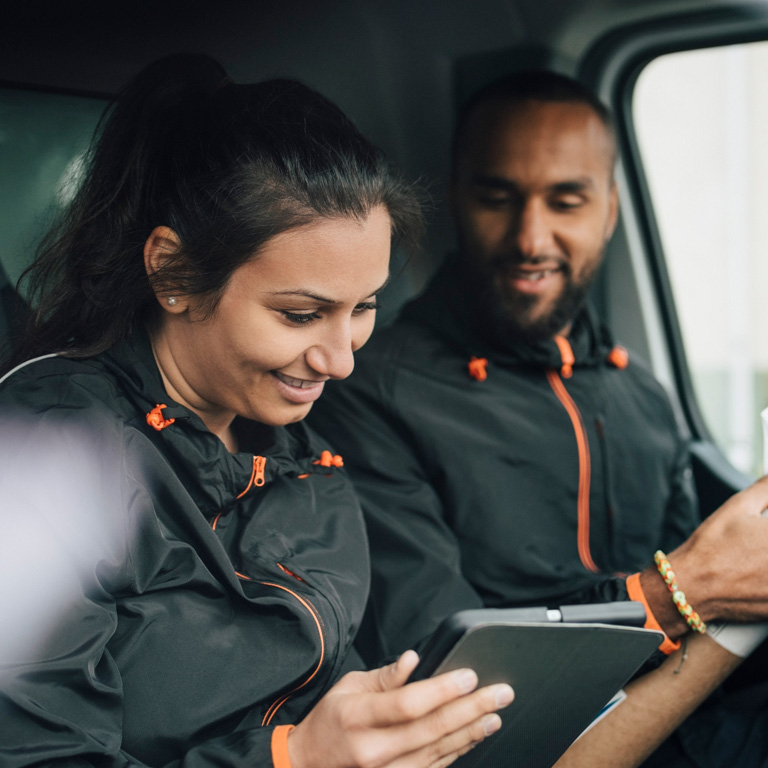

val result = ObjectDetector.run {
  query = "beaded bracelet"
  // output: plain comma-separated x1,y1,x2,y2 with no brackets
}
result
653,550,707,633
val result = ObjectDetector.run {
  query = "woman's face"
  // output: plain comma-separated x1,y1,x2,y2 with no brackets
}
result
149,206,391,436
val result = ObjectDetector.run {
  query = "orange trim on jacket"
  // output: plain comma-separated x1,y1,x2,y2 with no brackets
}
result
546,366,598,574
553,335,575,378
626,572,681,655
271,724,296,768
261,582,326,725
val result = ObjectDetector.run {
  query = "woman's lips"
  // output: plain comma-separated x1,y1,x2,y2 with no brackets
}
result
271,371,327,404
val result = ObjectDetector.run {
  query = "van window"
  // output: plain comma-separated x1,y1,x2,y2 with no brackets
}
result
0,88,106,289
633,42,768,477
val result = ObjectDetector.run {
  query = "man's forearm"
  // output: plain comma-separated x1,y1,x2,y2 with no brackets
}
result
553,633,743,768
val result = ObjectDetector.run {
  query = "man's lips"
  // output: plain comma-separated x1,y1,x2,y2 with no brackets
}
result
512,266,561,281
503,262,565,295
271,371,327,404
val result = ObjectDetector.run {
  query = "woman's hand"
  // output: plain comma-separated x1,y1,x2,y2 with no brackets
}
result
287,650,514,768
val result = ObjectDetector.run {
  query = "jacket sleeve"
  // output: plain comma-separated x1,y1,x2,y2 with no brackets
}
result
0,412,283,768
308,365,485,666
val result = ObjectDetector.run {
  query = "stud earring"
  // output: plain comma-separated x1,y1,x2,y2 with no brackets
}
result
166,297,177,306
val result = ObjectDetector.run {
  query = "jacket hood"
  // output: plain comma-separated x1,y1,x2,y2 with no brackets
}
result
399,258,623,372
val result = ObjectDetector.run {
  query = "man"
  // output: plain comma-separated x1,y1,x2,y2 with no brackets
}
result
309,71,768,766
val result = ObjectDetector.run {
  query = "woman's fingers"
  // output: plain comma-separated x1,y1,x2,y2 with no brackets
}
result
343,668,513,767
287,653,513,768
385,705,505,768
383,676,513,759
334,653,487,727
367,669,481,725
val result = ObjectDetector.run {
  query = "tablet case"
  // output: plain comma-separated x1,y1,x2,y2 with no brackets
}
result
414,608,663,768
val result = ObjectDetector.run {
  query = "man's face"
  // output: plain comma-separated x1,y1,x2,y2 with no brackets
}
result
450,99,618,342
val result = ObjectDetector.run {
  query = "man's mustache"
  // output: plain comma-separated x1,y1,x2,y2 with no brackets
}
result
490,253,571,274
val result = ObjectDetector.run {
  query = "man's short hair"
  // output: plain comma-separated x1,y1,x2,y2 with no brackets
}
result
452,69,617,173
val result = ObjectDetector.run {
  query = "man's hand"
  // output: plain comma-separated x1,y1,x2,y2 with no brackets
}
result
640,475,768,637
287,650,514,768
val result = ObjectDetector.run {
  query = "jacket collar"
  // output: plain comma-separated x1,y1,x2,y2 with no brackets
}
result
97,330,332,516
399,258,620,373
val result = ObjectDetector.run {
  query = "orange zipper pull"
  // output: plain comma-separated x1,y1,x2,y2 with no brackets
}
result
253,455,266,487
236,455,267,498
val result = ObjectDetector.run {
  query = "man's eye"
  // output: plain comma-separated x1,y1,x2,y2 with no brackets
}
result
282,311,321,325
552,197,584,211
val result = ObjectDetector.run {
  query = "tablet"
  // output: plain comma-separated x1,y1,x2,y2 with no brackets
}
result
410,603,664,768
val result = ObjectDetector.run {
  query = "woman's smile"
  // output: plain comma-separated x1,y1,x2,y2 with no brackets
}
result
271,371,327,404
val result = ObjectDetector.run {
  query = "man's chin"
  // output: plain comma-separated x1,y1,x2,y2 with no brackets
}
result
494,296,579,344
499,315,564,344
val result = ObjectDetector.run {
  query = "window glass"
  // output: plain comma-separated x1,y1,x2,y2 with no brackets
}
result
633,42,768,477
0,89,106,290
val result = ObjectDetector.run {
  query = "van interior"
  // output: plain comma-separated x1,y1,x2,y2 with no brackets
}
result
1,0,767,640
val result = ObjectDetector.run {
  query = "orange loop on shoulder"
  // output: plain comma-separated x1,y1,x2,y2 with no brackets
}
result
553,336,575,379
146,404,176,431
468,356,488,382
313,450,343,468
608,345,629,370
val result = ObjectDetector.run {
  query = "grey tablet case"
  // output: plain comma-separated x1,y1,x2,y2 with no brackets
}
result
416,608,663,768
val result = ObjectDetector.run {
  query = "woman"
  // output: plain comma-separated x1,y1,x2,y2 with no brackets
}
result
0,55,513,768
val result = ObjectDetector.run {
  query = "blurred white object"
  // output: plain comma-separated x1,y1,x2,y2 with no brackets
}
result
762,407,768,474
0,418,126,670
706,407,768,657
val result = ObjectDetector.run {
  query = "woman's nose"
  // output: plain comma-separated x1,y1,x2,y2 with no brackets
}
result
305,326,356,380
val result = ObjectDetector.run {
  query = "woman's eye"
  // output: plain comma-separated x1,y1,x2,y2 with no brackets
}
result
353,301,378,315
281,310,321,325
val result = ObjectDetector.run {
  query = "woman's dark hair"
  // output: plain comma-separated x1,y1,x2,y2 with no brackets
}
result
6,54,422,368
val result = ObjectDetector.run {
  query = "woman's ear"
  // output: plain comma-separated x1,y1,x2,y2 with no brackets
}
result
144,226,188,313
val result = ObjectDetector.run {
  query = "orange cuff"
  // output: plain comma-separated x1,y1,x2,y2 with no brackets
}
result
271,724,296,768
626,572,681,655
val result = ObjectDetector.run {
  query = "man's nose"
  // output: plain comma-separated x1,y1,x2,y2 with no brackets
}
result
304,324,356,381
513,199,555,257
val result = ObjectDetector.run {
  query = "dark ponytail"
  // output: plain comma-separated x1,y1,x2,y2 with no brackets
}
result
6,54,422,369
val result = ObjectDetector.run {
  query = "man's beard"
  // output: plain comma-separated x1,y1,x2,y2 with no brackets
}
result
464,253,600,345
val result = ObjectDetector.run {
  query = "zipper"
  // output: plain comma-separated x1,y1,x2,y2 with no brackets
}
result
258,579,326,725
214,455,326,721
236,455,267,499
546,368,599,574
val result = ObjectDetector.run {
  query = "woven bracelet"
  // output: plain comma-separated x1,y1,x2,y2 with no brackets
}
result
653,550,707,633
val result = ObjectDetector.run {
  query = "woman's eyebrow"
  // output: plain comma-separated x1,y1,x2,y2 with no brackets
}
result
271,276,391,305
